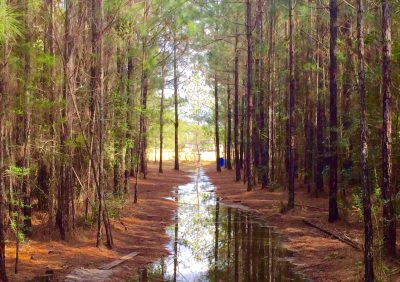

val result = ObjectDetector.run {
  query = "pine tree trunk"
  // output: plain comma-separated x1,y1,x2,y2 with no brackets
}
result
126,43,135,181
315,1,325,196
303,1,313,188
287,0,296,209
227,85,233,170
140,66,148,179
159,65,165,173
269,4,276,183
140,2,149,178
328,0,339,222
381,0,395,256
357,0,374,279
58,0,74,240
234,32,241,181
252,0,262,173
240,92,245,174
173,32,179,171
18,0,32,235
0,41,7,282
215,75,221,172
91,0,112,249
246,0,254,191
45,0,56,225
258,0,269,189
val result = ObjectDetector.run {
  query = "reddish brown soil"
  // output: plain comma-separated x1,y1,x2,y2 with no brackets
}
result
4,162,193,281
205,166,400,282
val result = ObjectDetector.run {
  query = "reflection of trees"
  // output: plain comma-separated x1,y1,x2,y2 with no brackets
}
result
141,169,308,281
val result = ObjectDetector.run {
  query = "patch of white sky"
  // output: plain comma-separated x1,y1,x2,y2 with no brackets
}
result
161,49,214,126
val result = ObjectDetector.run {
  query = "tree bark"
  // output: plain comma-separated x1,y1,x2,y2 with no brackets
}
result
91,0,112,248
328,0,339,222
173,32,179,171
140,1,149,178
357,0,374,279
314,0,325,196
227,84,232,170
234,32,241,181
258,0,269,189
246,0,254,191
45,0,56,225
381,0,395,256
57,0,74,240
303,1,313,189
126,41,135,182
0,38,8,282
287,0,296,209
17,0,32,235
269,3,276,183
159,65,165,173
214,75,221,172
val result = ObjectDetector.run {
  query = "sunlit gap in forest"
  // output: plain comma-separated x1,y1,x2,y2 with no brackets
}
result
149,53,217,164
0,0,399,281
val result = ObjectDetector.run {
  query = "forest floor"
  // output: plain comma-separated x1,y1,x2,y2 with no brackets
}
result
4,161,194,281
205,166,400,282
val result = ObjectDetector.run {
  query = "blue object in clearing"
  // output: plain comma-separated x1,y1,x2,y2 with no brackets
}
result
219,157,225,167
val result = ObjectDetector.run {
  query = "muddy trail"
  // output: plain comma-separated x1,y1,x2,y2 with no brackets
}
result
136,168,307,281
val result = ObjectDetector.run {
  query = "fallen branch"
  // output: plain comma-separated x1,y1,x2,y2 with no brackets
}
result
302,219,362,251
99,252,140,270
119,219,128,231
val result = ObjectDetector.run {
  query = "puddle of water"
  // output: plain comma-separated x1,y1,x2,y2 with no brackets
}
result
136,168,308,282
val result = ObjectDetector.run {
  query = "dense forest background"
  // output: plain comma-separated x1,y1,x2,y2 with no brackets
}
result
0,0,399,280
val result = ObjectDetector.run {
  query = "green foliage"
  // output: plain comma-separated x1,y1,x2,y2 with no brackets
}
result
303,62,317,72
0,0,21,43
10,218,25,243
393,41,400,62
105,196,126,219
6,165,30,177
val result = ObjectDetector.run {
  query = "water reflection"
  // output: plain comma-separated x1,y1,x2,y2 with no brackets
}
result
138,168,307,282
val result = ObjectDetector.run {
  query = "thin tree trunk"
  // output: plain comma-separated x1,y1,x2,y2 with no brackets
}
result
140,70,148,179
140,1,149,179
113,46,124,195
126,41,134,183
381,0,395,256
252,0,262,174
269,7,276,183
357,0,374,279
45,0,56,226
304,1,314,189
0,40,7,282
240,92,245,173
92,0,112,249
246,0,254,191
19,0,32,235
234,31,241,181
315,0,325,196
227,84,233,170
58,0,74,240
328,0,339,222
173,32,179,171
215,75,221,172
287,0,296,209
258,0,269,189
159,66,165,173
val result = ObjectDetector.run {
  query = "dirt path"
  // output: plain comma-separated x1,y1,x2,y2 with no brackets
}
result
205,165,385,282
5,162,193,281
